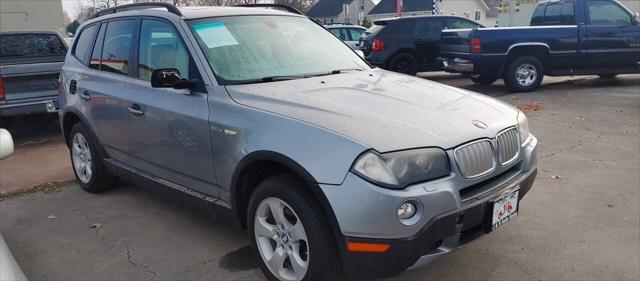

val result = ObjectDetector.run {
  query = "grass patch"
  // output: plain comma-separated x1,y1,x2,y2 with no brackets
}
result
0,180,76,200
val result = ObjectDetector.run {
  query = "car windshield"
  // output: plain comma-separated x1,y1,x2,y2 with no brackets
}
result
188,15,370,85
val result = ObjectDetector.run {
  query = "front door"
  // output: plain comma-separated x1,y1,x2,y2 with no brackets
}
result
125,18,217,196
578,0,640,73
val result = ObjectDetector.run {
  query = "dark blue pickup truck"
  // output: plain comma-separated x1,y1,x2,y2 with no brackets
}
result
439,0,640,92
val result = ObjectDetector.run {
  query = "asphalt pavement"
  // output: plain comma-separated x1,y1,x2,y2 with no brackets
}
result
1,73,638,280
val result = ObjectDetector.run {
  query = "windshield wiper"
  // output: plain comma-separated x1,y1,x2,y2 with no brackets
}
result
330,68,365,74
260,75,310,82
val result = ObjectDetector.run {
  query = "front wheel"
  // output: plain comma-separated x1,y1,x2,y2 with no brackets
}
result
248,174,341,281
503,55,544,92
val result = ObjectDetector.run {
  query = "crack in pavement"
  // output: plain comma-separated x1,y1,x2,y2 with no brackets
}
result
126,244,159,281
71,209,159,280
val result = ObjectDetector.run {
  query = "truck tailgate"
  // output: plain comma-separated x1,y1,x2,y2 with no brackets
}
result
440,29,473,56
0,62,62,101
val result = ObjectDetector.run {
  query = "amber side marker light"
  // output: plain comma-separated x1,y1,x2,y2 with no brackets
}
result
347,242,390,253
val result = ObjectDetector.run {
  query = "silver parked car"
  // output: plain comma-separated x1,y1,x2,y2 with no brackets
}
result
59,3,537,280
324,24,366,50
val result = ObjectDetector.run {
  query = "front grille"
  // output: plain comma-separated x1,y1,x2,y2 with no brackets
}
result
454,140,495,178
496,128,520,165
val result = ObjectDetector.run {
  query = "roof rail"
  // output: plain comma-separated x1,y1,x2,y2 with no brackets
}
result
92,2,182,19
234,4,304,15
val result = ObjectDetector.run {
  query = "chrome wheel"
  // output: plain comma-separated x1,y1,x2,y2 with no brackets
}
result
254,197,309,281
71,133,92,184
515,63,537,87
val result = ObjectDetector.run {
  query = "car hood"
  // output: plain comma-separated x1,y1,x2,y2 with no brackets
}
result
225,68,519,152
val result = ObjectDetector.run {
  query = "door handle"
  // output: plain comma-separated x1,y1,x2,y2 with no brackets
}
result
128,104,144,116
79,91,91,101
69,80,77,95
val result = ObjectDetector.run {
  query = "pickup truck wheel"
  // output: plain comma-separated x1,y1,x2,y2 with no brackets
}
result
248,174,342,281
504,56,544,92
598,74,618,79
389,53,418,75
69,123,116,193
470,75,498,85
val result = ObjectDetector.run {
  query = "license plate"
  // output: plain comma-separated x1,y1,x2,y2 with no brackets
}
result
490,190,519,231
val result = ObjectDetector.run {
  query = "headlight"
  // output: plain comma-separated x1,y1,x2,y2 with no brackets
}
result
352,148,451,189
517,110,530,144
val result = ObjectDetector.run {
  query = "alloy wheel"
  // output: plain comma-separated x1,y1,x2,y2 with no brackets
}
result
254,197,309,281
515,63,537,87
71,133,92,183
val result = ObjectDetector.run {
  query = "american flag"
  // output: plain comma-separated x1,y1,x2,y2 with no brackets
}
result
432,0,442,14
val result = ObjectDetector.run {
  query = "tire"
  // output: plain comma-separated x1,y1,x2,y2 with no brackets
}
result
68,123,116,193
598,74,618,79
389,53,418,75
248,174,342,281
503,55,544,92
470,75,498,86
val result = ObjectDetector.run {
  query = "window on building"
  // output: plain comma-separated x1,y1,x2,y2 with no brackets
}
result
475,10,482,21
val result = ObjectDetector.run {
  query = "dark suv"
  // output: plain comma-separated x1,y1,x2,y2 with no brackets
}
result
360,15,483,75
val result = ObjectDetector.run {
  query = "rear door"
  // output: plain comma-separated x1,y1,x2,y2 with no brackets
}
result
578,0,640,72
125,18,217,196
414,18,446,67
78,19,138,164
0,33,66,103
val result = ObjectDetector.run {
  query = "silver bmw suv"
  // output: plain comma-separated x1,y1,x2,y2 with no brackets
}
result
59,3,537,280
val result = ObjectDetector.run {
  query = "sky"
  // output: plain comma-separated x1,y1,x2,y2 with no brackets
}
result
61,0,82,19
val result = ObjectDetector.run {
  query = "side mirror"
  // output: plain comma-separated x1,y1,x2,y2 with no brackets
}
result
151,68,198,90
355,50,365,58
0,129,14,160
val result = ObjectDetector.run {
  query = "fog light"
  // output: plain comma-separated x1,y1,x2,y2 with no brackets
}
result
397,202,416,220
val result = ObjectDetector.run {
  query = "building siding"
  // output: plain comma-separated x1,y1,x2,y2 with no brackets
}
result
0,0,65,33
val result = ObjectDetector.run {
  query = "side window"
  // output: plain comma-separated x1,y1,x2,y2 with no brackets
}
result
448,18,479,29
138,19,191,81
560,2,575,25
100,20,135,75
531,5,545,25
89,23,106,70
392,20,414,36
587,0,632,25
330,28,349,41
348,28,364,41
72,25,97,64
544,4,562,24
421,19,445,37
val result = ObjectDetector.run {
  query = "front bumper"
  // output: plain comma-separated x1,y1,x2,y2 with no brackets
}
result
0,98,60,117
320,135,538,279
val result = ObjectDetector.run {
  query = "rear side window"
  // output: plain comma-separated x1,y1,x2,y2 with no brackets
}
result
0,34,66,58
587,0,632,25
392,20,415,36
531,5,545,25
72,25,98,64
89,24,106,70
447,18,480,29
532,2,575,25
94,20,135,75
415,18,445,37
348,28,364,41
138,19,192,80
329,28,349,41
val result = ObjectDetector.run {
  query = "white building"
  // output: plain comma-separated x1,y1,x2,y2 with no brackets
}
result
0,0,66,33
